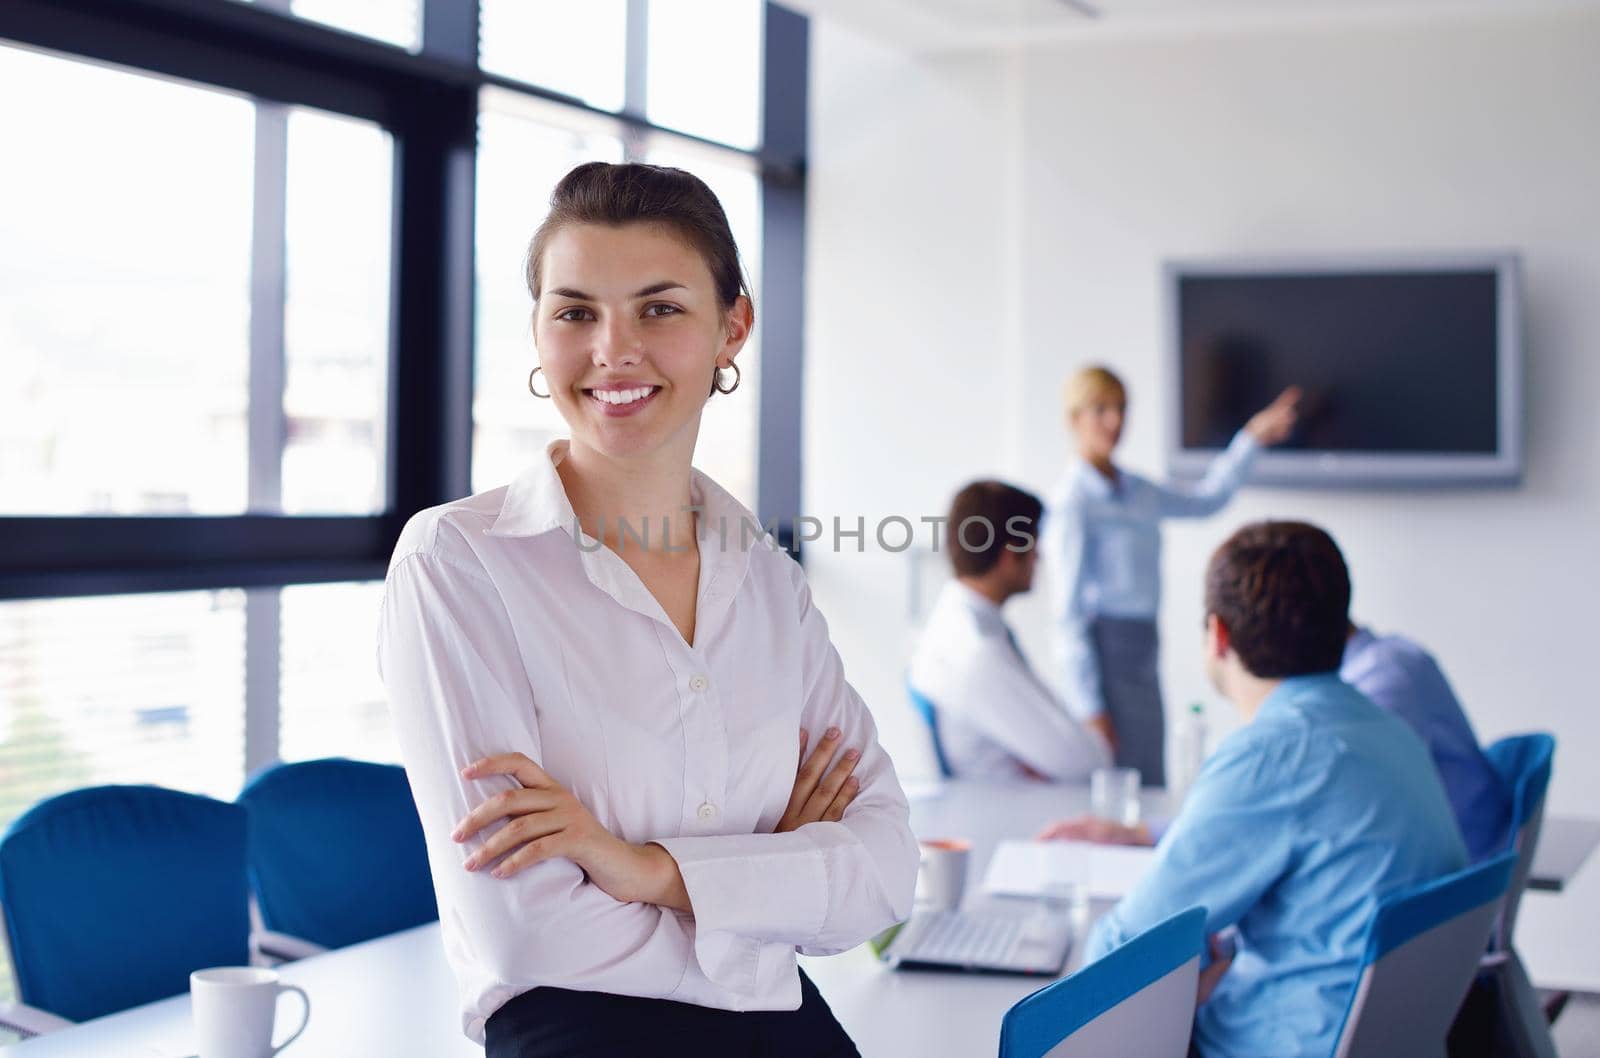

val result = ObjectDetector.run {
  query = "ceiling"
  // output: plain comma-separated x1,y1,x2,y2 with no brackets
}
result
780,0,1600,51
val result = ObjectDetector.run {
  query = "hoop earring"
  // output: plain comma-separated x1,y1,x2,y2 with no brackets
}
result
528,366,551,399
713,361,741,395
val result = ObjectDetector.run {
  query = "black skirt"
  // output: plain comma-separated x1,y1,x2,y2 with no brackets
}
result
1091,615,1166,787
485,969,861,1058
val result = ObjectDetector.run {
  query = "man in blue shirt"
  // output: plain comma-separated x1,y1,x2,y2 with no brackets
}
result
1077,522,1467,1058
1342,626,1511,862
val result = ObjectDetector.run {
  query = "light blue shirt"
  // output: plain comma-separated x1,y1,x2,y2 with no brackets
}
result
1043,430,1259,718
1341,628,1511,862
1086,674,1467,1058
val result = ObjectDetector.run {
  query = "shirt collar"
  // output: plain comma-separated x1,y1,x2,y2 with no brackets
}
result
486,439,583,540
1070,457,1117,500
945,579,1009,636
489,439,758,541
486,439,764,640
1256,671,1348,719
1344,626,1376,662
950,578,1001,613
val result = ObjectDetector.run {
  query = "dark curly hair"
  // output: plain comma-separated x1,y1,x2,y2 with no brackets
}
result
1204,521,1351,678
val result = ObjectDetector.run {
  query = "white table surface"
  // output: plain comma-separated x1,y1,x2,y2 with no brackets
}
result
1529,815,1600,892
802,785,1600,1056
0,780,1150,1058
799,780,1174,1058
0,924,478,1058
6,781,1591,1057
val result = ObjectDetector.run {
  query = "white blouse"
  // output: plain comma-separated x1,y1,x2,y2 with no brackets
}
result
377,440,917,1043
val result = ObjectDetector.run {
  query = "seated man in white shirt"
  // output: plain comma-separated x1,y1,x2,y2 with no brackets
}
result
908,481,1111,781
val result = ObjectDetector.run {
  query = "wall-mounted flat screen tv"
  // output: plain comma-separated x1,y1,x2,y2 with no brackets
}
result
1165,253,1522,486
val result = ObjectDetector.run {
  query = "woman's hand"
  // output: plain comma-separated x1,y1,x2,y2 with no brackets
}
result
1197,933,1236,1006
776,726,862,832
453,753,688,909
1087,713,1118,753
1035,813,1153,847
1244,386,1302,446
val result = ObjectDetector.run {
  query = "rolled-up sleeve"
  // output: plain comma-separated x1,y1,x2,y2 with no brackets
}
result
381,543,729,1038
654,560,919,962
1152,429,1259,518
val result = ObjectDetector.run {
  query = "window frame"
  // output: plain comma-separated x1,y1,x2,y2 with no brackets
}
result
0,0,809,599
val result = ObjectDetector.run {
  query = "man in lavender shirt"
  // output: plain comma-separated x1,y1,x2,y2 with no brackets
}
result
1341,624,1512,861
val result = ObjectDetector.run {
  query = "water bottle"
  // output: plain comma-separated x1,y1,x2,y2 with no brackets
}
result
1171,702,1208,804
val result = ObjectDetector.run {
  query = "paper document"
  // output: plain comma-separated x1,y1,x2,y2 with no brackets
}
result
981,840,1155,900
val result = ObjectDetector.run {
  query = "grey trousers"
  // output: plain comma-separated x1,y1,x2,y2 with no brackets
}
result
1091,616,1165,787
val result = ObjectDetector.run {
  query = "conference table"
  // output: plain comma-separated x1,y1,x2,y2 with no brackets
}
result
5,781,1595,1057
800,779,1172,1056
1529,815,1600,893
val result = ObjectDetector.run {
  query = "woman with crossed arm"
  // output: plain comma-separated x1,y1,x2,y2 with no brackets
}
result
379,162,917,1058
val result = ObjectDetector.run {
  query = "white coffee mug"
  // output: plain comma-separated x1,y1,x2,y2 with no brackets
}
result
190,967,310,1058
915,838,971,911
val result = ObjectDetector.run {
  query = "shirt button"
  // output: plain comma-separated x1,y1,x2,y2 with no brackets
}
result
697,802,718,821
689,675,710,692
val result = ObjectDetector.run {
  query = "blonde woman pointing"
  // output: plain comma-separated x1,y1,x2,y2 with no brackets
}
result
1043,366,1298,785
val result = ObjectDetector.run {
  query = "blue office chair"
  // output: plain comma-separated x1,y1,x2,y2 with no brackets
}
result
0,785,251,1027
1331,851,1516,1058
238,758,438,952
999,906,1205,1058
1483,733,1554,949
1457,734,1559,1058
906,678,955,779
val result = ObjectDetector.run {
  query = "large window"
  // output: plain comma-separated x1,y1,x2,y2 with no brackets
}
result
0,591,249,821
648,0,765,149
479,0,627,111
282,109,395,515
0,47,255,515
237,0,422,51
0,45,394,517
0,1,805,1006
278,580,395,763
0,581,396,832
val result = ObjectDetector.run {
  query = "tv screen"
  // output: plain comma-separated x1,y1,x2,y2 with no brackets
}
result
1166,255,1521,486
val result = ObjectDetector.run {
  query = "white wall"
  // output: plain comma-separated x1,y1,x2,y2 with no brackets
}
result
806,20,1020,778
1004,10,1600,991
1009,9,1600,813
808,6,1600,988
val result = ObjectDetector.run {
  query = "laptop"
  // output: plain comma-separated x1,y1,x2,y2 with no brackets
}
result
879,905,1073,976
